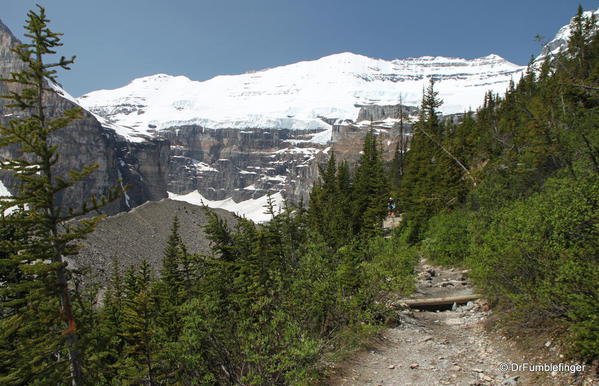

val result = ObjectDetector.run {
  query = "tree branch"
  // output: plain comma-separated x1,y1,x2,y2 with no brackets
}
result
416,127,477,185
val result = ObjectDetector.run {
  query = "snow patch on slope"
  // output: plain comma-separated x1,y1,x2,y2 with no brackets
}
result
49,81,148,142
310,127,332,144
168,191,284,223
0,180,11,197
0,179,16,215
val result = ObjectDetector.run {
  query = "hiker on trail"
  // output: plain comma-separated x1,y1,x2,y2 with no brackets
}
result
388,197,396,217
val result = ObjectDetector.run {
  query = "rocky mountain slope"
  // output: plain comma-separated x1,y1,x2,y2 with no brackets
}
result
73,199,237,281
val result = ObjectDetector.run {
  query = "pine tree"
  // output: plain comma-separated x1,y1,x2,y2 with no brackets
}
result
0,213,28,316
120,261,157,384
352,129,389,236
95,257,127,382
389,95,410,190
307,152,356,250
389,141,403,192
335,160,354,244
152,216,191,381
568,5,597,80
399,79,465,241
0,6,118,384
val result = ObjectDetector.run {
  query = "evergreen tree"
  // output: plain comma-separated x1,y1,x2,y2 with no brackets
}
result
389,96,410,191
155,217,185,331
307,151,354,250
95,257,127,382
389,141,403,193
568,5,597,80
335,160,354,244
399,79,465,241
120,262,157,384
352,129,390,236
0,6,118,384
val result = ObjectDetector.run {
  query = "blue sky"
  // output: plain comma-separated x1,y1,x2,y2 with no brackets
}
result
3,0,598,96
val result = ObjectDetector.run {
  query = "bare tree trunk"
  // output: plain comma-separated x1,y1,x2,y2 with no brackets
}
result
416,126,477,185
56,263,85,385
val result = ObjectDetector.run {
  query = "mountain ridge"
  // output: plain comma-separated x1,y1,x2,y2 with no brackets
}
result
77,51,525,142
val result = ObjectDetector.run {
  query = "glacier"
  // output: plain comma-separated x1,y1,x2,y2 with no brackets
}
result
78,52,525,141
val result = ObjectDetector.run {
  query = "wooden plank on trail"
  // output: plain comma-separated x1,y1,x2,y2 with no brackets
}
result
399,294,482,308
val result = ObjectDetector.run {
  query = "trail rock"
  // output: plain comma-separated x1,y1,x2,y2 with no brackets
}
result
501,376,520,385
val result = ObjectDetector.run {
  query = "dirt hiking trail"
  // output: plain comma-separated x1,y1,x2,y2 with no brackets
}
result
327,259,595,386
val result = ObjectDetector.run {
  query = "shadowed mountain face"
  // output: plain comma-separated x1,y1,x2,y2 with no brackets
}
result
72,199,238,282
0,19,169,215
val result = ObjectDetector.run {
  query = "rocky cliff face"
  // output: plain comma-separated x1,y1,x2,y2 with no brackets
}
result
161,103,423,206
331,104,417,164
163,126,326,203
0,20,168,215
162,104,422,206
114,136,170,208
355,104,418,123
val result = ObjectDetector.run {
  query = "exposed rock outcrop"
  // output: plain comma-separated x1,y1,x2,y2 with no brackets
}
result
163,126,328,203
356,104,418,122
331,104,417,164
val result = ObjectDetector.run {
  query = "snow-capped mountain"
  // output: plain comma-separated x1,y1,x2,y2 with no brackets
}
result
65,8,599,220
78,53,524,141
538,8,599,59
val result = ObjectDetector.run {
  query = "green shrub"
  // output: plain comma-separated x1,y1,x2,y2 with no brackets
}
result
363,236,418,296
467,175,599,360
421,209,471,266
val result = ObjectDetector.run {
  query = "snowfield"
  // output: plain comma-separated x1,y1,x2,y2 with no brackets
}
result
78,52,525,141
168,191,285,223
